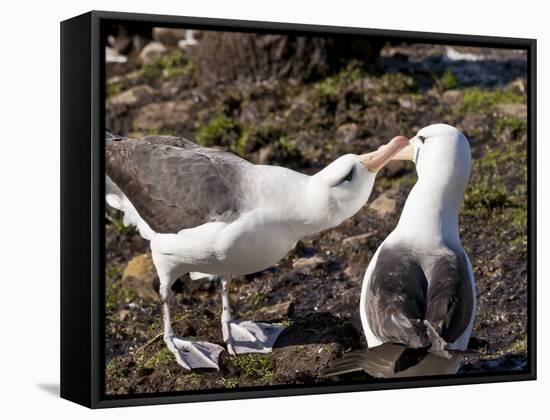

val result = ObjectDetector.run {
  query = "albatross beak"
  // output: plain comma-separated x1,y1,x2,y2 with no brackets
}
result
390,138,416,162
359,136,410,172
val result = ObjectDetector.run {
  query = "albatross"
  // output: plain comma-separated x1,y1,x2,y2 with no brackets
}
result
105,132,409,370
320,124,476,378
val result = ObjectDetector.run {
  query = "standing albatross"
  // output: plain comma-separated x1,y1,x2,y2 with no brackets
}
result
321,124,476,378
105,132,409,370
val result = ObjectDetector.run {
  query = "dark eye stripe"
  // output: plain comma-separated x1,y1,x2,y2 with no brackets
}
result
343,168,353,183
418,135,426,143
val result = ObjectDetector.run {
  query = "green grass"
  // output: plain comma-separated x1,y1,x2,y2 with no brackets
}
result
508,336,528,354
438,68,459,90
141,348,174,370
196,115,242,148
107,214,137,237
464,182,516,210
459,87,524,114
105,271,141,312
488,336,528,359
378,72,417,94
478,144,527,171
106,80,123,98
197,115,295,159
250,292,269,307
233,354,275,379
314,66,365,106
281,317,294,327
376,172,416,190
221,377,238,389
139,50,194,81
492,116,527,140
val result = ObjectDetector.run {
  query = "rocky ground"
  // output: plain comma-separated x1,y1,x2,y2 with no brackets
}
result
104,29,529,395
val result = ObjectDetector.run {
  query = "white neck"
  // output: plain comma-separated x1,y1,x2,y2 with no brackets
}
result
394,174,464,249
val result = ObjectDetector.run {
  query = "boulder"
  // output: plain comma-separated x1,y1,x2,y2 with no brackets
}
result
292,255,325,270
260,301,295,319
335,123,359,144
107,84,154,109
152,27,187,47
189,32,382,84
442,89,464,105
122,253,160,302
130,99,194,133
139,41,167,65
495,103,527,119
369,193,396,218
342,232,374,247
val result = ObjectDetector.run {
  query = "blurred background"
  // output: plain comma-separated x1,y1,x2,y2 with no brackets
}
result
104,24,528,395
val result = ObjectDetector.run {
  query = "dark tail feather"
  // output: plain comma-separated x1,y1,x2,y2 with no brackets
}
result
320,343,416,378
321,341,478,378
319,353,371,377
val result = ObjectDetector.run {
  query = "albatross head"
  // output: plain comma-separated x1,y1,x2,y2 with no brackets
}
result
391,124,471,247
310,135,409,229
394,123,471,193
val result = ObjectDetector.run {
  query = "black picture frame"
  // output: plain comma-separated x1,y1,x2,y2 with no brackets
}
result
60,10,537,409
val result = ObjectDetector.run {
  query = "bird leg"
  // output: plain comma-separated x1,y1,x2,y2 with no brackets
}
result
158,272,224,370
220,275,285,355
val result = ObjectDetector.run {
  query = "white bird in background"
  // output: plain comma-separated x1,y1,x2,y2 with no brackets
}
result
105,132,409,370
321,124,476,378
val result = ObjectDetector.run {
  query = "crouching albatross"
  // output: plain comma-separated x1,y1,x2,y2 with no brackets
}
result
105,132,409,370
321,124,476,378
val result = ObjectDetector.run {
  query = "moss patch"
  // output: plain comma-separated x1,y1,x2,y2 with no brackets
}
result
314,66,365,106
140,50,194,81
459,87,524,114
492,116,527,140
106,80,123,98
141,347,174,370
221,377,238,388
507,336,528,354
437,68,459,90
378,72,417,94
107,214,137,237
233,354,275,378
105,268,142,312
196,115,242,149
464,182,516,210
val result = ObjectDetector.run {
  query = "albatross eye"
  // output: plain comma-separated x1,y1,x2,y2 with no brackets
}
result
342,168,354,183
418,135,426,144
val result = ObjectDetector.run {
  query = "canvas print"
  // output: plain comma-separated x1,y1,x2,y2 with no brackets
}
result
104,24,529,395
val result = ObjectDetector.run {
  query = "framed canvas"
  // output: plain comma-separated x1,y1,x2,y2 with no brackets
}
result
60,10,536,408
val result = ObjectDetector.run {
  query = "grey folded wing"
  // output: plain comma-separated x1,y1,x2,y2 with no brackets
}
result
366,244,474,350
105,133,251,233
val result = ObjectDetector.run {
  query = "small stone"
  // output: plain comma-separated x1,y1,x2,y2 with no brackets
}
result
342,232,374,247
257,144,274,164
508,79,526,95
495,103,527,119
442,89,463,105
398,96,414,109
260,301,294,319
107,85,154,109
105,47,127,64
122,253,160,302
335,123,359,144
293,255,325,270
130,100,194,133
139,41,167,65
381,160,407,179
369,194,396,218
152,28,187,47
118,309,131,321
